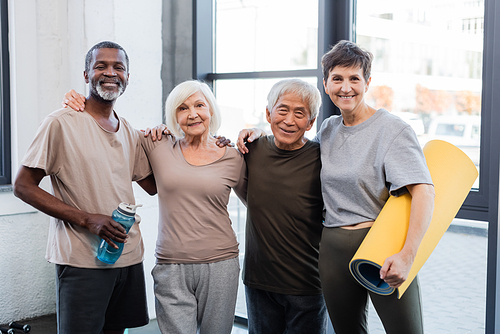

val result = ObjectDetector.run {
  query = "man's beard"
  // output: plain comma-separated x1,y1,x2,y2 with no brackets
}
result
94,78,125,101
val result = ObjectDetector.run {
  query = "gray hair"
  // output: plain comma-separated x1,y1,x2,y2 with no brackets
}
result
85,41,129,73
267,78,322,120
164,80,221,138
321,40,373,82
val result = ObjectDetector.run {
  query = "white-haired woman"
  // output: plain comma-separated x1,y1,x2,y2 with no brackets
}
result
144,80,246,334
63,80,246,334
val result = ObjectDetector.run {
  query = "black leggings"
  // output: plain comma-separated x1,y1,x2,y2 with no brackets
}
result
318,227,424,334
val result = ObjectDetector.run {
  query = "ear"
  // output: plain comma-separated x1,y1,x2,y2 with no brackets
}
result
84,71,89,84
323,78,329,94
306,117,316,131
266,107,272,124
365,76,372,92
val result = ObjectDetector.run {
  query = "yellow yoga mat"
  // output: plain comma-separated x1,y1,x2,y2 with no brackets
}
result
349,140,478,298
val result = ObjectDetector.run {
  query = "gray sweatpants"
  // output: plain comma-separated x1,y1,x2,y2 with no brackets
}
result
152,257,240,334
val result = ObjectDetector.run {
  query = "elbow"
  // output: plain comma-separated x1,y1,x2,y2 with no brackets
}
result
139,184,157,196
146,188,157,196
424,184,436,225
145,181,158,196
427,184,436,203
421,184,436,213
13,166,45,203
13,178,27,200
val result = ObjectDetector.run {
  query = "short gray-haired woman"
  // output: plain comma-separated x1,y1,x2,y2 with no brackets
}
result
317,40,435,334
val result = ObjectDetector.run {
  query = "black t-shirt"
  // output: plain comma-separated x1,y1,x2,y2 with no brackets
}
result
243,136,324,295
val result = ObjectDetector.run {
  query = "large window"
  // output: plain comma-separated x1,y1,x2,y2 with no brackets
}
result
206,0,321,141
356,0,484,194
0,0,10,186
195,0,500,332
355,1,487,332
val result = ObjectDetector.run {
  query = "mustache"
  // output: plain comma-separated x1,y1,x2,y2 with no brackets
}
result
97,77,124,88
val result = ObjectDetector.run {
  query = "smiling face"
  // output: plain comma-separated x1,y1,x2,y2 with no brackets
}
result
84,48,129,102
323,65,371,115
266,92,316,151
176,91,212,138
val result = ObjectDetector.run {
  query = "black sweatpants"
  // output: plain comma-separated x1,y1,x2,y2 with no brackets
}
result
318,227,424,334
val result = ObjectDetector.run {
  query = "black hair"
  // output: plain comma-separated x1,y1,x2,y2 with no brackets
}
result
85,41,129,73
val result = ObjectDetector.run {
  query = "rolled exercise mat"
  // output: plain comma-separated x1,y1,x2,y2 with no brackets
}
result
349,139,478,298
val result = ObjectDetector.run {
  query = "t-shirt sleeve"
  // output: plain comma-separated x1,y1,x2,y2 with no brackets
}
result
233,153,248,205
132,132,153,181
313,115,338,144
21,115,62,175
384,126,433,196
312,119,326,144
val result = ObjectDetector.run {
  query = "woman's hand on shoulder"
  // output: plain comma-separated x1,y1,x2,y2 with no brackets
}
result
62,89,86,112
142,124,172,141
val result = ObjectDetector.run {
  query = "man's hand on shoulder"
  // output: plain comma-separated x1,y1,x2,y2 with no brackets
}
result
214,135,233,148
237,128,266,154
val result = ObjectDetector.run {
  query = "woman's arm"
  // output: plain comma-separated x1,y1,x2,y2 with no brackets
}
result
379,183,435,288
62,89,86,111
62,91,175,142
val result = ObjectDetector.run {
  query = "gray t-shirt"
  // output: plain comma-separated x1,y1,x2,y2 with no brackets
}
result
315,109,433,228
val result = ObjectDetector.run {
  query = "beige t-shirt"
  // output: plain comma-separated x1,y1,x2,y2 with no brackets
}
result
141,136,246,264
21,108,151,268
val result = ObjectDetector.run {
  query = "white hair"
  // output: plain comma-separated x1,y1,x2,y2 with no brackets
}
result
164,80,221,138
267,78,322,119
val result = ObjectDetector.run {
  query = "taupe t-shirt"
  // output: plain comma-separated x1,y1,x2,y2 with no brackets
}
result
21,108,151,268
141,136,246,264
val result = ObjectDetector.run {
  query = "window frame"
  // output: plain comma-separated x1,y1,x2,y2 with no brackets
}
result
481,0,500,332
0,0,10,186
193,0,322,95
193,0,500,331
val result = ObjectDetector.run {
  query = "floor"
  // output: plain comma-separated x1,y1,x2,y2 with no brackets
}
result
0,314,248,334
127,319,248,334
1,225,487,333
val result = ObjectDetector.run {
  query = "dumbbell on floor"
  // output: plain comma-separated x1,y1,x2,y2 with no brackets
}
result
9,323,30,333
0,326,15,334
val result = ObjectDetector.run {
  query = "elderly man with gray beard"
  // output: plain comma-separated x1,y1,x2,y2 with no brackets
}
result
14,41,157,334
